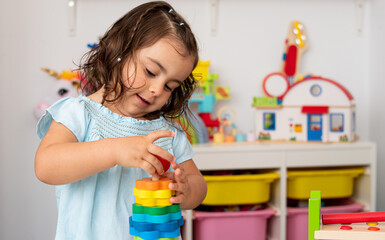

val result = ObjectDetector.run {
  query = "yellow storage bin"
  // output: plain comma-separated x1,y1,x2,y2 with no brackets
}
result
287,167,365,200
202,172,279,205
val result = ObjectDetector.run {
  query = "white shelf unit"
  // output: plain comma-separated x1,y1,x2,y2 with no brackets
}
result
183,141,377,240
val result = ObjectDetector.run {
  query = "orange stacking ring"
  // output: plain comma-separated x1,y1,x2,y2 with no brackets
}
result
135,177,173,191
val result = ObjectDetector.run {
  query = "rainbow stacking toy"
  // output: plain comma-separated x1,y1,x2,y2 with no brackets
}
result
130,177,183,240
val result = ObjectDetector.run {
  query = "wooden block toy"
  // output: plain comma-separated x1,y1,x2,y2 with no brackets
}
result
308,191,385,240
130,177,183,240
132,211,182,224
308,191,321,240
134,188,174,199
129,217,183,232
130,226,180,240
129,217,183,238
322,211,385,225
135,178,172,191
315,222,385,240
135,197,173,207
155,156,171,174
134,236,179,240
132,204,180,216
280,20,308,84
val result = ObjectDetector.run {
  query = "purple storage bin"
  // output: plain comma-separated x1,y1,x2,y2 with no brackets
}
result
193,207,275,240
287,201,364,240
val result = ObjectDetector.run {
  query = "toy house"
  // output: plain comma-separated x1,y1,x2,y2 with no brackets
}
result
253,21,356,143
253,76,356,142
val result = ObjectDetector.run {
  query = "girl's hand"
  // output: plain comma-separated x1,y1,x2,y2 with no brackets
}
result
113,130,175,177
163,160,190,205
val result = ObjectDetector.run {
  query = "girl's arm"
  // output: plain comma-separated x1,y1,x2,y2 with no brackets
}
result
35,120,175,185
165,159,207,210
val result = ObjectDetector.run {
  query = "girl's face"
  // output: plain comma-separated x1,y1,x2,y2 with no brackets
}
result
118,38,195,119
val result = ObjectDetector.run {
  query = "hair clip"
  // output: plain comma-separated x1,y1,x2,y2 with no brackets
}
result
117,58,121,62
169,9,173,13
179,22,184,26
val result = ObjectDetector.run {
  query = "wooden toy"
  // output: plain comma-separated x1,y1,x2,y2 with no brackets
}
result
280,21,308,85
308,191,385,240
322,211,385,225
155,156,171,174
253,21,357,143
130,177,183,240
262,21,308,99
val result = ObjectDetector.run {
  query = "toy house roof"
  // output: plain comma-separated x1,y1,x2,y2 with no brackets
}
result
281,76,354,107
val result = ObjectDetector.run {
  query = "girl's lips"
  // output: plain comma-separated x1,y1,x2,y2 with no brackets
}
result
136,94,151,105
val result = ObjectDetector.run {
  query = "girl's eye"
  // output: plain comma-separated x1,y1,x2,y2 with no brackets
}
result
164,84,172,91
146,69,155,77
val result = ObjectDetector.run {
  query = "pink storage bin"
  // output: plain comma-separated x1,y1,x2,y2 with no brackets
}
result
193,208,275,240
287,201,364,240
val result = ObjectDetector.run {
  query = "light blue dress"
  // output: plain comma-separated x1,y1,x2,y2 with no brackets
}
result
37,96,194,240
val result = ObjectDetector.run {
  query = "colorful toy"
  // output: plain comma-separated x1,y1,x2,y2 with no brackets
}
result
190,60,230,140
213,106,239,143
253,21,357,143
130,177,183,240
34,68,81,120
280,21,308,85
308,191,385,240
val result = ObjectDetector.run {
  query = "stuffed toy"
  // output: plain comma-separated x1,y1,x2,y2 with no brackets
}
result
34,68,82,120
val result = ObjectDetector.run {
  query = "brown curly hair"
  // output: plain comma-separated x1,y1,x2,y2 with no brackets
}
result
79,1,199,121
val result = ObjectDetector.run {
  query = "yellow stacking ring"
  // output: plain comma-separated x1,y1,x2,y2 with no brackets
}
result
136,197,172,207
134,188,174,199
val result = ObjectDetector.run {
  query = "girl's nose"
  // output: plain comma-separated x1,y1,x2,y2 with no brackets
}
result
149,82,163,96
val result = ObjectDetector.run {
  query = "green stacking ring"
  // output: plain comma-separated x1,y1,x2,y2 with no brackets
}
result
133,204,180,215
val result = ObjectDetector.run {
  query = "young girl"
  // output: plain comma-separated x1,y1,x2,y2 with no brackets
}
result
35,1,207,239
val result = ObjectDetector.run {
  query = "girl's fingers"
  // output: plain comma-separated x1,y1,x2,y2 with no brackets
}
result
147,144,175,163
147,130,175,143
139,159,157,175
170,194,184,204
170,160,178,170
146,130,175,165
162,171,175,180
152,173,161,181
174,168,186,184
168,171,187,192
143,153,165,175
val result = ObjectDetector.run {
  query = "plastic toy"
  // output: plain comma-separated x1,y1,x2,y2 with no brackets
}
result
212,106,239,143
246,131,257,142
34,68,81,120
235,132,246,142
190,60,230,140
130,177,183,240
308,191,385,240
253,21,357,143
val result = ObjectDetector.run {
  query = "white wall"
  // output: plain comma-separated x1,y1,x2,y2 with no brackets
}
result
369,0,385,212
0,0,381,239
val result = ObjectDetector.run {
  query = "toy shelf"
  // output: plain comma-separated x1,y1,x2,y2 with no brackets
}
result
183,141,377,240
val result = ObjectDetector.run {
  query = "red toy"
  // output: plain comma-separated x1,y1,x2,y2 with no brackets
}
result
156,155,171,174
322,212,385,225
